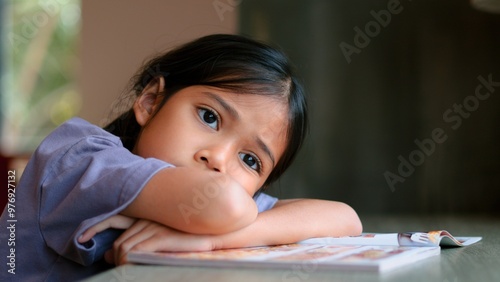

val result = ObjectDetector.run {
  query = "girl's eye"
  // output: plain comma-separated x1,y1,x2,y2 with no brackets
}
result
197,108,219,129
239,153,262,172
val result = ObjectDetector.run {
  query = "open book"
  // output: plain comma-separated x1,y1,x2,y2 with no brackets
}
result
126,231,481,273
299,230,482,247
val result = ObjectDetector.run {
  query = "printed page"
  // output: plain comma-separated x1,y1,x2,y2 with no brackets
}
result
299,231,482,247
431,231,482,246
127,244,440,272
299,233,401,246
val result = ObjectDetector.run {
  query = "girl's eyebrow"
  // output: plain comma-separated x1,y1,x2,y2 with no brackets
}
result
203,92,240,120
255,137,276,168
203,91,276,168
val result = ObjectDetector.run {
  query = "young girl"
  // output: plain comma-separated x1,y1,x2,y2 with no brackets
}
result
0,34,361,281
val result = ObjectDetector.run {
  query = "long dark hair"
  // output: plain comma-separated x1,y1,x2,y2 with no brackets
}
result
104,34,308,187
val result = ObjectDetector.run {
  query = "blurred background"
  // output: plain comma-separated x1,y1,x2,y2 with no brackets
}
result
1,0,499,215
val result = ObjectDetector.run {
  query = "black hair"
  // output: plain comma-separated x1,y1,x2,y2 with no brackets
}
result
104,34,308,188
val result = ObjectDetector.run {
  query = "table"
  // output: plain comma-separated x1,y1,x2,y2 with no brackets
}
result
84,215,500,282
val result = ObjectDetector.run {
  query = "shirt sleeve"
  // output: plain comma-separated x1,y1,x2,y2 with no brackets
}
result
253,192,279,213
37,132,171,266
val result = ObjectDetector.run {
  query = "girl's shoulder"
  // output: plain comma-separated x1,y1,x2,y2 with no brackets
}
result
35,117,123,161
55,117,117,140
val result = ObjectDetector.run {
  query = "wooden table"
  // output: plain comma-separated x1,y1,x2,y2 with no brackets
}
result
85,215,500,282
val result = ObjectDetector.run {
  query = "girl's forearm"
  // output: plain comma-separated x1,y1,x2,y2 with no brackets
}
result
213,199,362,249
122,167,258,235
93,199,361,262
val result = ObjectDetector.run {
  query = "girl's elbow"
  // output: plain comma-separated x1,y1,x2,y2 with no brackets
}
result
198,176,257,234
343,203,363,236
216,180,258,230
220,197,257,231
351,216,363,236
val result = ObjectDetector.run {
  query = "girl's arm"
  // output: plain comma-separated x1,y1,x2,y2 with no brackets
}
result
81,198,362,264
120,167,258,235
214,199,362,249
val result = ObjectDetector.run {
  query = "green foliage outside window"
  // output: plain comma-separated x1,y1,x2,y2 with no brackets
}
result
2,0,81,154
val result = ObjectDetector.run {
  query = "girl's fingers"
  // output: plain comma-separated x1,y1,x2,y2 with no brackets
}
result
115,225,173,265
112,220,157,265
109,219,216,265
115,227,214,265
78,214,137,243
111,219,150,248
135,232,212,253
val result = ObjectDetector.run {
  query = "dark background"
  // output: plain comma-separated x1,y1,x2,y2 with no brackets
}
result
1,0,498,216
240,0,500,215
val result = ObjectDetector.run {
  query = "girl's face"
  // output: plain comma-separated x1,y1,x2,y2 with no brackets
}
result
133,82,289,196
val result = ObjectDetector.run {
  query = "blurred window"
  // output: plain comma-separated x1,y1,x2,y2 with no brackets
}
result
1,0,81,154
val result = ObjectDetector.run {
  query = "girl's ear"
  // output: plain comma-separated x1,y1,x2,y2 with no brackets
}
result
133,77,165,126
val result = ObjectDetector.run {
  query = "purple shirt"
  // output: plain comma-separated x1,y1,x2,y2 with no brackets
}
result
0,118,278,281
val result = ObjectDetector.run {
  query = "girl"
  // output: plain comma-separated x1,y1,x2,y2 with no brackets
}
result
0,34,361,281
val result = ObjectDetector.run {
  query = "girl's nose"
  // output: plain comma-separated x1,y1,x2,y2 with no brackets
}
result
194,144,232,173
199,156,221,172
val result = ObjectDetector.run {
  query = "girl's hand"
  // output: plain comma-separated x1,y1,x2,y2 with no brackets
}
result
108,219,217,265
78,214,137,243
